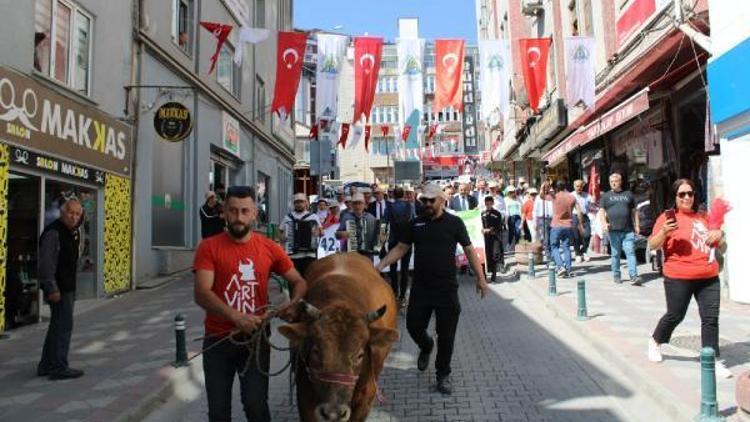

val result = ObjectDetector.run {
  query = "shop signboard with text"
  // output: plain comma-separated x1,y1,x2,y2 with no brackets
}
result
616,0,671,48
0,66,132,177
10,145,106,185
222,111,240,157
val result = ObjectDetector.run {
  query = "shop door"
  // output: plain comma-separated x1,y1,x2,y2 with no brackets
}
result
44,180,98,299
4,172,41,329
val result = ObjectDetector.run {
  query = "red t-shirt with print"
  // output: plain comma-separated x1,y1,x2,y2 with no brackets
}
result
650,210,719,280
193,232,294,335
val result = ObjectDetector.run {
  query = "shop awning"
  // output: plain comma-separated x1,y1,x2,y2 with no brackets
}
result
543,88,651,166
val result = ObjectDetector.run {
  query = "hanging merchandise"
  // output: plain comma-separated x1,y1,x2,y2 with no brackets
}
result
271,31,308,119
234,26,271,65
479,39,510,124
353,37,384,123
565,37,596,108
364,125,372,152
434,39,465,112
338,123,351,148
519,38,552,113
316,33,349,122
200,22,234,74
397,38,425,126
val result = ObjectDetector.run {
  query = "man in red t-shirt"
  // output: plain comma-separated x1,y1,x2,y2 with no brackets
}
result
549,181,584,278
193,186,307,422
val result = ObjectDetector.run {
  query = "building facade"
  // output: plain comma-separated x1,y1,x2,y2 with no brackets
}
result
0,0,135,331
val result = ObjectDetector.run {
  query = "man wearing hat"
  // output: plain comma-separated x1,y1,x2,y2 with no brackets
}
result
200,191,225,239
279,193,320,277
377,183,488,395
336,193,378,259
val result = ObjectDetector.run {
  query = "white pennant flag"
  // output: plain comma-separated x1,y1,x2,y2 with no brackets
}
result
565,37,596,108
348,124,363,149
316,34,349,122
479,39,510,125
397,38,425,127
233,26,271,65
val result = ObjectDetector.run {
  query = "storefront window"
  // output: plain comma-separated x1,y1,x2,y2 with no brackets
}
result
256,172,270,225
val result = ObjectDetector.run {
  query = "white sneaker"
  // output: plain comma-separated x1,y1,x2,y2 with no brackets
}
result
715,360,733,379
648,338,663,362
583,254,591,262
575,256,583,263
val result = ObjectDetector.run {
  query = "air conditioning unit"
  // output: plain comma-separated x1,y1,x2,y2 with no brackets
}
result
522,0,544,16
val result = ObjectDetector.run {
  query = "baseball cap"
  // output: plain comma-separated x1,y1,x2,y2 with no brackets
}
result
505,186,517,194
418,183,443,199
351,193,365,203
293,193,307,202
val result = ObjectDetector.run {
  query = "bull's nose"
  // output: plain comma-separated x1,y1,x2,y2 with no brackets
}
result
315,403,351,421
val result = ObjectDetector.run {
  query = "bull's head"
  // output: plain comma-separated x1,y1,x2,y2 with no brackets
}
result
278,301,398,422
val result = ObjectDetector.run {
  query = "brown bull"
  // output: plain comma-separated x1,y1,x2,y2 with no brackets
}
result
279,252,399,422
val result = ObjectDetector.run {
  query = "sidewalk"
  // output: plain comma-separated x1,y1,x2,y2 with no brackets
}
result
0,271,203,422
514,253,750,420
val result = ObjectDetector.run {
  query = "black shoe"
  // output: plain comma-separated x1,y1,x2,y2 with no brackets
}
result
490,273,497,283
436,376,453,395
614,275,622,284
36,366,48,377
631,276,643,286
417,338,434,371
48,368,84,380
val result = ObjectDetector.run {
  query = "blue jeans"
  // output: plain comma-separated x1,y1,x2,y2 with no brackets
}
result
550,227,573,272
203,333,271,422
507,215,522,249
608,230,637,279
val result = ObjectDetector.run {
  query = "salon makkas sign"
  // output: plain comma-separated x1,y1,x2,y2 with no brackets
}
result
0,66,132,177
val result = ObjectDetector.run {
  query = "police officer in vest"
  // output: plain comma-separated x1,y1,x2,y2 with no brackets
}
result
37,197,85,380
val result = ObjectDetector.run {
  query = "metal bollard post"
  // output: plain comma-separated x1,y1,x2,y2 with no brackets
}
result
577,279,588,321
527,252,535,279
696,347,725,421
547,261,557,296
174,314,188,367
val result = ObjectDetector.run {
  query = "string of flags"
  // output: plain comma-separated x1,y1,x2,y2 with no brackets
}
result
198,20,597,155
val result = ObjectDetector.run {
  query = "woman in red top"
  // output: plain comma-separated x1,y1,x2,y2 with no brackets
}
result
647,179,726,371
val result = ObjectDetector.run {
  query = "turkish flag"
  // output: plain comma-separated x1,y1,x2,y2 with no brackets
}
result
427,123,437,140
519,38,552,113
380,126,389,137
338,123,350,148
309,123,318,140
353,37,384,123
401,125,411,142
364,125,372,152
200,22,233,74
434,39,465,112
271,31,308,119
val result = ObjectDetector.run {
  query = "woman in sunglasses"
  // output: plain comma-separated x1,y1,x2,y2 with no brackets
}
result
647,179,731,376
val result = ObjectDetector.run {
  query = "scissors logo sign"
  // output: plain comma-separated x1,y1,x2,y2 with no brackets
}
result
0,77,39,138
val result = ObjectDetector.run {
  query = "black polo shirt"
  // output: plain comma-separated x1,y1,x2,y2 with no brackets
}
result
399,211,471,304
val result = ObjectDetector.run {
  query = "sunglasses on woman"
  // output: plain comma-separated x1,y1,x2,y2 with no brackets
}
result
677,191,694,199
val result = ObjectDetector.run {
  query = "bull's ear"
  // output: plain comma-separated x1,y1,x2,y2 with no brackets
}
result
278,323,308,345
368,327,399,348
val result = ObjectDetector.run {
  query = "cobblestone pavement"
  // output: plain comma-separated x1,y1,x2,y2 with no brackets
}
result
145,269,671,422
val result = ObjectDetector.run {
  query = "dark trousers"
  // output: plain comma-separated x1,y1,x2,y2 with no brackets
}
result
572,216,591,256
291,257,316,278
652,276,720,356
507,215,522,250
406,296,461,378
38,291,75,374
389,243,412,300
203,334,271,422
483,234,504,274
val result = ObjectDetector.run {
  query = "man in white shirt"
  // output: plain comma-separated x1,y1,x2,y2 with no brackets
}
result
572,179,593,262
533,183,554,257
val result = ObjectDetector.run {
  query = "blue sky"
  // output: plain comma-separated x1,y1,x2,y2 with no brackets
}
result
294,0,478,44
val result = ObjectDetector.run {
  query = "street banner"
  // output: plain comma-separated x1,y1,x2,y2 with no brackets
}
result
271,31,307,119
380,126,389,137
349,125,363,149
316,33,349,122
401,125,412,142
565,37,596,108
234,26,270,65
427,123,437,141
317,225,340,258
308,123,318,140
397,38,425,126
404,110,421,160
200,22,234,74
338,122,350,148
454,209,486,266
353,37,384,123
519,38,552,113
479,39,510,124
434,39,465,112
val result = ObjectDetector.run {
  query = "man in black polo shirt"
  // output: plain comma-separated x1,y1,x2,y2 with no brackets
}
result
377,183,488,395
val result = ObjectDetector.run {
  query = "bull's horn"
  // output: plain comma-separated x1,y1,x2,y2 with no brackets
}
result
300,300,322,319
365,305,387,323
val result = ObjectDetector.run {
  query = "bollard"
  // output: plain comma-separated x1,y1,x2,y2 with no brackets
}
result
696,347,725,421
174,314,188,367
547,261,557,296
527,252,535,279
577,279,588,321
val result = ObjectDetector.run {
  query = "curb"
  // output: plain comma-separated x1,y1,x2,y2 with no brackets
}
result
516,272,696,422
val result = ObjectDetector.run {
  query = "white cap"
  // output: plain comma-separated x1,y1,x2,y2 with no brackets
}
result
351,193,365,203
418,183,443,199
293,193,307,202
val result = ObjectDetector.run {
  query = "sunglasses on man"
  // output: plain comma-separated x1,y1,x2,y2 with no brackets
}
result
419,197,437,204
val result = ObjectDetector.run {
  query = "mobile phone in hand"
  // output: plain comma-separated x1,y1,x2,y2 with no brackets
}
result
665,209,676,223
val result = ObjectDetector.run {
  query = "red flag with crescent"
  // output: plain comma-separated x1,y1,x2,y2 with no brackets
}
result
380,126,389,137
200,22,234,74
364,125,372,152
309,123,318,140
353,37,384,123
401,125,411,142
271,31,308,119
338,123,350,148
427,123,438,140
434,39,465,112
519,38,552,113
